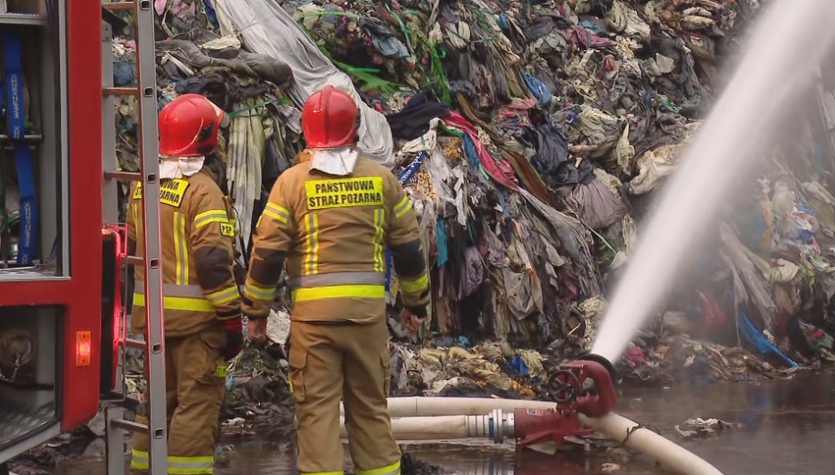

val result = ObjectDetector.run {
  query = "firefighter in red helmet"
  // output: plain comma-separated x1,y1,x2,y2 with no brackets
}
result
243,85,429,475
128,93,242,475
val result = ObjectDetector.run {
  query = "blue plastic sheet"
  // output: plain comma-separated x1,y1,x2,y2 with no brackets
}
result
739,311,799,368
579,20,606,35
370,35,410,59
522,71,552,107
497,13,509,31
202,0,219,28
435,218,448,267
113,55,135,86
510,355,530,376
793,205,817,241
462,134,481,169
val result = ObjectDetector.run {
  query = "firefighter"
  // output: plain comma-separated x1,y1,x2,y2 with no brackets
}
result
243,85,429,475
127,93,243,475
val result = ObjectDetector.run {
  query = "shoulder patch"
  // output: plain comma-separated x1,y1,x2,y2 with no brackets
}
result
220,222,236,237
133,180,190,208
305,177,385,210
159,179,190,208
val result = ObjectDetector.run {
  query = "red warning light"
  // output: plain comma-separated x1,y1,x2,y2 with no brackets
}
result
76,331,92,366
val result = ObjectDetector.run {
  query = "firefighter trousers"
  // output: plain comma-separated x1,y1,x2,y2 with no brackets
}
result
289,319,401,475
131,328,227,475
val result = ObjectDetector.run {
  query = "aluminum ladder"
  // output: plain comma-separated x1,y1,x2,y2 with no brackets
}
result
100,2,168,475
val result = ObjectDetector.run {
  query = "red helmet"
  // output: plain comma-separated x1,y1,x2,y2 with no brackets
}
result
302,85,359,149
158,94,228,157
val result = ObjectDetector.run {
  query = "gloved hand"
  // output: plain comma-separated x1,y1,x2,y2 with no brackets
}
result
400,308,425,336
247,316,268,344
222,316,244,361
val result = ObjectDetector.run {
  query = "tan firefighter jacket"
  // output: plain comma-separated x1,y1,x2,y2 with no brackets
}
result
127,168,241,337
242,155,429,323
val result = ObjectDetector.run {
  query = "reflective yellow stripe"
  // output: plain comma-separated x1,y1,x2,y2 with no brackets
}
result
168,456,214,463
357,460,401,475
133,293,215,312
173,212,189,285
131,203,139,229
174,213,182,284
244,281,275,301
394,196,412,218
301,472,344,475
373,208,385,273
131,449,149,470
292,284,385,302
304,213,320,275
399,272,428,293
168,455,214,474
263,202,290,223
262,208,286,223
168,468,212,475
206,285,240,306
194,209,230,229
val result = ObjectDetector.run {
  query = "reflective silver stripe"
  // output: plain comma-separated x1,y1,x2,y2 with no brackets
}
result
206,285,240,306
357,468,399,475
356,461,401,475
288,271,386,289
244,281,275,301
167,456,214,474
394,196,411,218
134,281,205,298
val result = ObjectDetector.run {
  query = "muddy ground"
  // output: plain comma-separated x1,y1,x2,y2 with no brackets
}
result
10,373,830,475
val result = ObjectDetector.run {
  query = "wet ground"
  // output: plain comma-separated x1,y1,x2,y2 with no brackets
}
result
52,374,835,475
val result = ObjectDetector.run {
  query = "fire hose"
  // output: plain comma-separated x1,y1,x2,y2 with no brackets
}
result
336,354,724,475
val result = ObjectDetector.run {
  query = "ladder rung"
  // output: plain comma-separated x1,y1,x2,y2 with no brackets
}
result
0,134,43,141
125,338,145,350
104,170,141,181
103,86,138,97
124,255,144,266
102,2,135,12
110,418,147,433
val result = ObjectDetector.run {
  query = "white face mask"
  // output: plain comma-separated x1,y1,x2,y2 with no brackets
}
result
309,147,360,176
158,154,206,179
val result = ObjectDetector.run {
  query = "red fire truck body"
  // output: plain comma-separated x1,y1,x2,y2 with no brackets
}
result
1,0,138,467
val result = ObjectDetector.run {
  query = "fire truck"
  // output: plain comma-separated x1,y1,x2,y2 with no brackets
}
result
1,2,170,474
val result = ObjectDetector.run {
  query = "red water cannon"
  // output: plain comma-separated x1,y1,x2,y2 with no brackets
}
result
510,353,618,450
558,353,618,417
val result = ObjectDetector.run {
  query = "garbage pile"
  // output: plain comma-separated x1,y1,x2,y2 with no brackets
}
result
112,26,305,251
6,425,97,475
109,0,835,395
384,329,804,399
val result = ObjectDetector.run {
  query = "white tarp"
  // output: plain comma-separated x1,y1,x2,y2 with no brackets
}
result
214,0,395,167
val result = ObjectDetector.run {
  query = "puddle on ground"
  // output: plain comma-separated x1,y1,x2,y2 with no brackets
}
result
52,374,835,475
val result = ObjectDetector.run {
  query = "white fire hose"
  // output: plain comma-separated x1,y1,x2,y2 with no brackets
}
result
337,397,723,475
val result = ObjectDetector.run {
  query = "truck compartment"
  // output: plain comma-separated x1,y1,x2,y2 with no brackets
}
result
0,306,61,452
0,0,67,280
